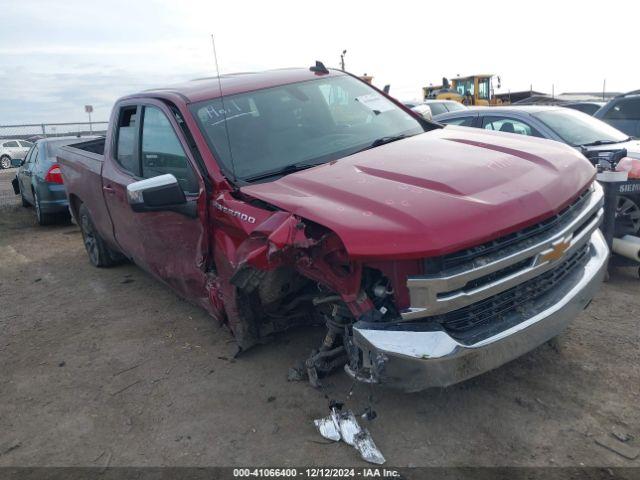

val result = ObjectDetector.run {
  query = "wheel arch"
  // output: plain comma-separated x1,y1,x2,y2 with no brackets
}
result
68,193,83,221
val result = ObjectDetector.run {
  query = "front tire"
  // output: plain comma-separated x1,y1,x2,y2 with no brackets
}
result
78,204,121,267
0,156,11,169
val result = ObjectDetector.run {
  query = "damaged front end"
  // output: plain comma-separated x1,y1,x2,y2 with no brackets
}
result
212,192,405,387
213,180,608,392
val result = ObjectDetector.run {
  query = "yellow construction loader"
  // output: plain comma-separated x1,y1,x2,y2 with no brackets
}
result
424,74,504,105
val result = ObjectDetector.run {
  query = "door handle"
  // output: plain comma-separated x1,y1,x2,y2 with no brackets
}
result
103,185,116,194
24,171,32,177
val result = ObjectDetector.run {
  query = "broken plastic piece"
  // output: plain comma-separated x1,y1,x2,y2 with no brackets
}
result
313,404,385,465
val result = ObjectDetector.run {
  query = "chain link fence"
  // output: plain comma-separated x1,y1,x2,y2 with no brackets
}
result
0,121,108,141
0,121,108,208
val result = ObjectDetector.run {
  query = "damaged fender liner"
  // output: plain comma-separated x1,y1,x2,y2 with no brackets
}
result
222,209,377,351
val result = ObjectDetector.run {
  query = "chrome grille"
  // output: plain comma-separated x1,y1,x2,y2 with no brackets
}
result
427,187,593,273
401,183,604,322
437,243,590,336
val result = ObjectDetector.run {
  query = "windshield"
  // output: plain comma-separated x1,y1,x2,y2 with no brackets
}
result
445,102,466,112
532,108,629,146
190,75,425,182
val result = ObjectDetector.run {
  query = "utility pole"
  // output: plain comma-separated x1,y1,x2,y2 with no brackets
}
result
603,79,606,101
340,50,347,71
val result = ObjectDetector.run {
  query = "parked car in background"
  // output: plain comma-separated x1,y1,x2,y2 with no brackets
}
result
56,67,606,392
594,90,640,138
1,139,33,169
423,99,467,116
12,136,93,225
563,101,604,116
435,106,640,234
402,99,467,120
402,101,433,119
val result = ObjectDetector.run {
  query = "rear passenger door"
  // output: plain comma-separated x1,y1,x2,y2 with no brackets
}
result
101,100,209,303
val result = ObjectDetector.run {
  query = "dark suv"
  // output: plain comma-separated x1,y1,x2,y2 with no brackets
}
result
594,90,640,138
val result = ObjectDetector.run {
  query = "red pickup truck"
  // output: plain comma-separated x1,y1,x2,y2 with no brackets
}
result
58,66,608,391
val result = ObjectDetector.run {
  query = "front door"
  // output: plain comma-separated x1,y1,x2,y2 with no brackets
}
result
101,101,211,306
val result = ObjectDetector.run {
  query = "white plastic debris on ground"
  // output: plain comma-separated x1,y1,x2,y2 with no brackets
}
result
313,405,385,465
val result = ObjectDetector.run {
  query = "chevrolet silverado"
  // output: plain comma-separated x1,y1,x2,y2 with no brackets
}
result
57,66,608,391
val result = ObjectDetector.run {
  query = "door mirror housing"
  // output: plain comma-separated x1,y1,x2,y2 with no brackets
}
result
127,174,195,217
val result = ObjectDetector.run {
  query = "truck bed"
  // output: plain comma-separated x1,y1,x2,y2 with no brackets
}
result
57,138,115,245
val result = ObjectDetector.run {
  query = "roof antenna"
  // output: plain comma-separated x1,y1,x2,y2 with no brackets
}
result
310,60,330,75
211,34,238,184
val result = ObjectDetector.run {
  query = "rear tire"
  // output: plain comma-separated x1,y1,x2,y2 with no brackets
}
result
34,190,58,226
78,204,121,267
0,156,10,169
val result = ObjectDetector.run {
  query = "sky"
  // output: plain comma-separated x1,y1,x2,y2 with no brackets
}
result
0,0,638,125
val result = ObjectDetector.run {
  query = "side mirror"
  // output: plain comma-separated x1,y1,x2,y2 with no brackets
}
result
127,174,195,217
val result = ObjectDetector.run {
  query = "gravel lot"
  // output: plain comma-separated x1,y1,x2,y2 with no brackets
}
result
1,168,639,468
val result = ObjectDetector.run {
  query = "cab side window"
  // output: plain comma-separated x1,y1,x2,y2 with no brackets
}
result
115,106,140,175
604,99,640,120
140,106,199,194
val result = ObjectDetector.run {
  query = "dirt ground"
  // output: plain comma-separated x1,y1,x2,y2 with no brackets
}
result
1,168,639,468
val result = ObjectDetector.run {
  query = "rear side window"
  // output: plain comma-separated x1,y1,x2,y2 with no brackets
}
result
442,116,475,127
604,99,640,120
482,116,541,137
5,141,19,147
141,106,198,193
116,106,139,175
19,141,33,147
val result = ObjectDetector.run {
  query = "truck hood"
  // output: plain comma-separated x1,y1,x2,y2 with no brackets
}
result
241,127,595,260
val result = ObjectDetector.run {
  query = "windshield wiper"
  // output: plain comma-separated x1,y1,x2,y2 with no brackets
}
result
243,161,324,182
355,134,411,154
579,139,621,147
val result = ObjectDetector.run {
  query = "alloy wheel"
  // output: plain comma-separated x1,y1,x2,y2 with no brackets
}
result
81,214,99,265
616,196,640,234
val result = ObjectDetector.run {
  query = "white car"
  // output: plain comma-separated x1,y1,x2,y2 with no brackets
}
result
0,139,34,169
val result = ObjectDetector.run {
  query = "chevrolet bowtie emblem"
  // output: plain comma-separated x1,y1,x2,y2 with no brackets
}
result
538,236,572,264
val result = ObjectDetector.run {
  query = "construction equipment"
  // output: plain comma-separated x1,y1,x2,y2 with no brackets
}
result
424,74,503,106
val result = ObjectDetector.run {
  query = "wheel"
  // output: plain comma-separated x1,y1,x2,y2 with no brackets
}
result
78,204,121,267
0,156,11,169
616,195,640,235
33,189,58,225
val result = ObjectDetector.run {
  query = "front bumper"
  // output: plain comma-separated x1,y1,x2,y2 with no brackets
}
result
348,230,609,392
